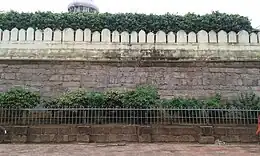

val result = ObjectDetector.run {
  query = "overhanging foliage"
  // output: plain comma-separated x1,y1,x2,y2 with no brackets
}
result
0,11,253,33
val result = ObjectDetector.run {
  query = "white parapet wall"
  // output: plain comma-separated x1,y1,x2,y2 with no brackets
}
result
0,27,260,60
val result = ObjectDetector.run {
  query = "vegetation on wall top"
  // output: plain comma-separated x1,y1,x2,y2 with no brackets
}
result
0,11,253,33
1,86,259,109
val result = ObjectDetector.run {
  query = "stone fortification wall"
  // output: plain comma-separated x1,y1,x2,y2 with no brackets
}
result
1,27,260,98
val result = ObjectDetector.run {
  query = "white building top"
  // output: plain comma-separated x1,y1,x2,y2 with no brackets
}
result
68,0,99,12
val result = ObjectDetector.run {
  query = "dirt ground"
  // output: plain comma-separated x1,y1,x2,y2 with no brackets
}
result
0,143,259,156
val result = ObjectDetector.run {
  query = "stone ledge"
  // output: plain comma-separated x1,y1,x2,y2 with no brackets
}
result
1,59,260,68
2,125,259,144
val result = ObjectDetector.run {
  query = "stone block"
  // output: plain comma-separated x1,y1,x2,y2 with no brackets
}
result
153,126,198,135
240,135,259,143
77,126,91,134
49,75,63,81
177,135,196,142
71,127,78,135
91,126,111,134
3,73,16,80
40,135,50,143
152,135,196,142
153,127,170,135
63,135,69,142
106,134,138,142
138,126,152,135
188,32,196,43
68,135,77,142
120,134,138,142
218,30,228,43
107,134,118,142
214,127,227,135
90,135,108,143
220,135,240,143
2,67,12,74
62,82,80,87
120,31,129,43
0,134,11,143
198,136,215,144
197,30,208,43
216,127,250,135
231,127,253,135
110,126,122,134
177,30,187,43
77,134,90,142
28,134,41,143
19,68,33,73
49,134,56,142
58,128,71,135
247,128,257,135
15,73,33,81
43,128,58,134
121,126,137,134
11,135,27,143
138,134,152,143
63,28,74,42
12,126,28,135
64,75,81,82
200,126,213,136
55,135,64,143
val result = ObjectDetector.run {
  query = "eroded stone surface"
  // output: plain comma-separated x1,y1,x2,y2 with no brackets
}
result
1,60,260,98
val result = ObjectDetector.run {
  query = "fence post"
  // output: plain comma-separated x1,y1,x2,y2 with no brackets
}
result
83,110,87,124
22,110,27,125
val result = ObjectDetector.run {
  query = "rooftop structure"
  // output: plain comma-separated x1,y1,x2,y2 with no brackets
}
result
68,0,99,13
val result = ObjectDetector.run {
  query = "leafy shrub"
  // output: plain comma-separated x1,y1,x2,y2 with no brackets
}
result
104,91,124,108
44,90,105,108
228,91,260,109
1,86,259,125
222,91,260,124
2,85,260,111
0,11,252,33
157,94,222,108
203,93,223,108
159,98,203,108
121,85,160,108
44,86,161,109
0,87,40,108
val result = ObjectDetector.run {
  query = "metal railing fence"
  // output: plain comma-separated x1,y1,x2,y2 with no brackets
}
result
0,107,259,126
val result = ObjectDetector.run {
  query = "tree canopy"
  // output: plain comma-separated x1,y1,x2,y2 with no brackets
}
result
0,11,253,33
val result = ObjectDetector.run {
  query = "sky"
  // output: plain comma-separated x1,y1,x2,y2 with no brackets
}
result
0,0,259,28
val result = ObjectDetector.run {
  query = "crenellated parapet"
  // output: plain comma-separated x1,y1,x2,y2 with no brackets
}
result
0,27,260,61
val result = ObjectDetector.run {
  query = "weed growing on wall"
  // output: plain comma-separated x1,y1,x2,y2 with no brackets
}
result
227,91,260,109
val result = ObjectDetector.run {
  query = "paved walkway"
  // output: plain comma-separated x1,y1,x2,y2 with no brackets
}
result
0,143,259,156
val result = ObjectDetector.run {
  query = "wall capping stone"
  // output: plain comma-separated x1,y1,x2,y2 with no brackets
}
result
0,59,260,68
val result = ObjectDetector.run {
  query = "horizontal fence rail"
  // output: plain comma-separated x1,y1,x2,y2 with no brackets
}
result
0,108,259,126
